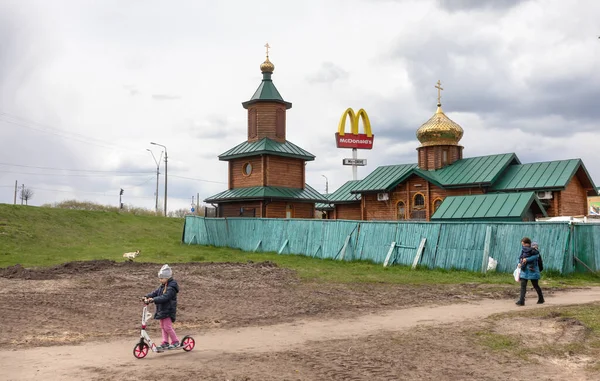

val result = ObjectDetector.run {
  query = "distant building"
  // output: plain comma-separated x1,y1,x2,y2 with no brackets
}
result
318,84,598,222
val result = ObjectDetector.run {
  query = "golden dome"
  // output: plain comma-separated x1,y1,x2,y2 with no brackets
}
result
260,56,274,73
416,104,464,147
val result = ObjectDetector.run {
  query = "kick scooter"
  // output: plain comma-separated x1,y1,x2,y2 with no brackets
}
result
133,297,195,359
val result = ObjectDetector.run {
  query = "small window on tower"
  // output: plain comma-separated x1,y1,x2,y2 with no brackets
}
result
242,162,253,176
442,150,448,165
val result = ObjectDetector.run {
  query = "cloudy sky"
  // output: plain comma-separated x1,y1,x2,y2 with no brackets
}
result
1,0,599,213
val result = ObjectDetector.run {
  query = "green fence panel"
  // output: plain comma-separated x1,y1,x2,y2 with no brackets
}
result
355,221,398,263
395,223,442,268
182,216,208,245
430,224,487,272
203,218,228,247
319,220,361,260
225,218,262,251
258,219,288,253
573,224,600,272
305,219,327,258
282,219,314,255
490,223,571,274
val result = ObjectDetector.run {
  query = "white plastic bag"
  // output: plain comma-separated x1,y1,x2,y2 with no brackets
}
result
487,257,498,272
513,267,521,282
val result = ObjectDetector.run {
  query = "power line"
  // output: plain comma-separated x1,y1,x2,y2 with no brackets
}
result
26,186,154,200
0,162,154,174
0,170,152,178
0,112,147,155
170,174,227,184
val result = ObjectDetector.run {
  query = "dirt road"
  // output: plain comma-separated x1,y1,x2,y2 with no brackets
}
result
4,287,600,381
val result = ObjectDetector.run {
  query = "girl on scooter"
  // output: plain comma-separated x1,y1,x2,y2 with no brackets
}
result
145,264,179,349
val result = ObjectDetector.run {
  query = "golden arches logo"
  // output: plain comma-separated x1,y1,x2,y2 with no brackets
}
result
337,108,373,137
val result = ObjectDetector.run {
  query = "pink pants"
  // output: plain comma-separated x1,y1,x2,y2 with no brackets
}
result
159,317,179,344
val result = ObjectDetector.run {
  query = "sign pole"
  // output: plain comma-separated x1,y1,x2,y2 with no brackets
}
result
352,148,357,180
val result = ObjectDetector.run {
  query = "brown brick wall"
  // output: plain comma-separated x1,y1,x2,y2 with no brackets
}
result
265,156,304,188
229,157,264,188
219,201,263,218
247,103,286,143
558,175,588,216
266,202,314,219
417,145,463,170
335,203,362,221
362,175,482,221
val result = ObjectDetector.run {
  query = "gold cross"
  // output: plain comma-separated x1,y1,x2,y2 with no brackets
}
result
435,80,443,105
264,42,271,57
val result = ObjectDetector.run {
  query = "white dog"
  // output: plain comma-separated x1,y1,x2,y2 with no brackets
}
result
123,250,140,259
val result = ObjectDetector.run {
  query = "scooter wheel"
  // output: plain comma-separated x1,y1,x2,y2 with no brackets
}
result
133,342,149,359
181,336,195,352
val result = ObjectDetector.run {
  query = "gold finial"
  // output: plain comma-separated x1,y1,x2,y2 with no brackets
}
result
260,43,275,73
435,80,443,106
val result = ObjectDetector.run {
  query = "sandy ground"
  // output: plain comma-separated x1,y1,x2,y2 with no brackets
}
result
1,260,599,380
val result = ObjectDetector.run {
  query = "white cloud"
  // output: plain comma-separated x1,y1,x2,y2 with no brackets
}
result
1,0,599,212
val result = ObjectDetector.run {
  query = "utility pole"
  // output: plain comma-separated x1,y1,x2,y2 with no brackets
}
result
151,142,168,216
197,192,200,214
13,180,17,205
146,148,163,215
119,188,124,209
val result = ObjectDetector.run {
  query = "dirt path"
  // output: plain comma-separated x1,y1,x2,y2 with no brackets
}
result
4,287,600,381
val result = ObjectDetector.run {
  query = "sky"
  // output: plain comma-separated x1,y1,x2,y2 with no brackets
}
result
1,0,599,214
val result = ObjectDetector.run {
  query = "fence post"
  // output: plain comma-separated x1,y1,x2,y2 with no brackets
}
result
481,226,492,273
412,238,427,269
383,242,397,267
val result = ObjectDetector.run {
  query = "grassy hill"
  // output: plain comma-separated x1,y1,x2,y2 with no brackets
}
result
0,204,200,267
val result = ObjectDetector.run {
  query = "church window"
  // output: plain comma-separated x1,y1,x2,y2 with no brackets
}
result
442,150,448,165
413,193,425,209
276,108,285,138
432,198,443,212
248,108,257,138
397,201,406,220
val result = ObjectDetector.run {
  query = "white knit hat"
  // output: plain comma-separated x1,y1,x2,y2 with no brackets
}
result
158,264,172,278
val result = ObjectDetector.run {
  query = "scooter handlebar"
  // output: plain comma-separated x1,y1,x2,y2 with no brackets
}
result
140,297,154,304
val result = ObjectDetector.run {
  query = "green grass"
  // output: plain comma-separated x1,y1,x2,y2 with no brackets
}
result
1,204,600,286
475,332,520,351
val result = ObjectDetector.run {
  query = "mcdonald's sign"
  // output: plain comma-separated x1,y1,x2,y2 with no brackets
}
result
335,108,374,149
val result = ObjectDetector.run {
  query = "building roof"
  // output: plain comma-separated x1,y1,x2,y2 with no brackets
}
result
219,137,315,161
315,180,362,211
431,192,547,221
351,164,418,193
419,153,519,188
242,72,292,109
491,159,598,192
204,184,327,203
351,153,518,194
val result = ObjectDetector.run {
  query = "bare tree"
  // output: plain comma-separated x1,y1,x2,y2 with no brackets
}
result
20,186,34,205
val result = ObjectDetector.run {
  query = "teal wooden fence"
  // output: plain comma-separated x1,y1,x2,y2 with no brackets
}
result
182,217,600,274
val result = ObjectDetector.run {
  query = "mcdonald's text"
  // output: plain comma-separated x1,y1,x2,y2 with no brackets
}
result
335,133,374,149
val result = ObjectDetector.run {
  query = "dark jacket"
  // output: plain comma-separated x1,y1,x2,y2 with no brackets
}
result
518,247,541,280
146,278,179,322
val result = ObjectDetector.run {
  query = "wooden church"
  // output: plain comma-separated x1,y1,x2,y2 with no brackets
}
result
204,48,326,218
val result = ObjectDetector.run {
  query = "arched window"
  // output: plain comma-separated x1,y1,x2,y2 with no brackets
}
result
397,201,406,220
432,198,443,213
413,193,425,209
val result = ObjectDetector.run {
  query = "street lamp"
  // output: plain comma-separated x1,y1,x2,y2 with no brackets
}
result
150,142,168,216
146,148,163,215
321,175,329,195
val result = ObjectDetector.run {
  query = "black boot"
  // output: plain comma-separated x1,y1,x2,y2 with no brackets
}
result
515,300,525,306
537,297,545,304
516,279,527,306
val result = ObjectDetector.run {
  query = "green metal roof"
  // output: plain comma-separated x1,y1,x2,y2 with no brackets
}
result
491,159,591,191
204,184,327,203
219,138,315,161
315,180,362,210
431,192,547,221
351,164,418,193
242,72,292,109
315,194,333,211
419,153,519,188
351,153,518,194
